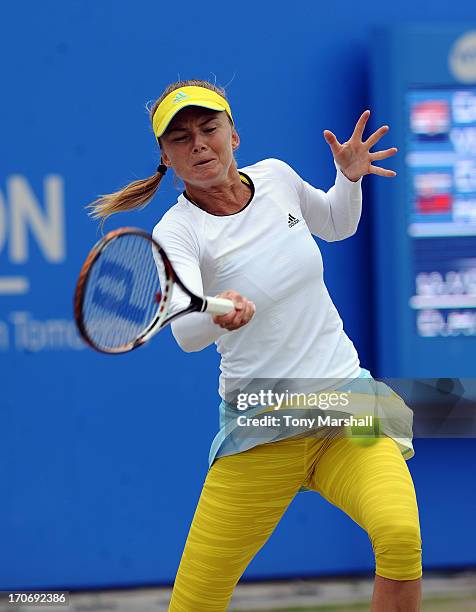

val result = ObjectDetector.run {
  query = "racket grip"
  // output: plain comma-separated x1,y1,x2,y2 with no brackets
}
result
204,296,235,315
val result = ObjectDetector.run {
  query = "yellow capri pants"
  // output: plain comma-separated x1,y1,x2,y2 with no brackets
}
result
169,432,422,612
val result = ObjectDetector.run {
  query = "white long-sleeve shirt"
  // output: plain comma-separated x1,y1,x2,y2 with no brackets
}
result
152,158,415,472
152,158,363,399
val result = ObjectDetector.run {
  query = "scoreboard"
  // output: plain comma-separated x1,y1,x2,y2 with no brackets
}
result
372,26,476,376
407,88,476,339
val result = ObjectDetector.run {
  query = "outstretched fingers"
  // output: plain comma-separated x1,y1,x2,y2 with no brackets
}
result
365,125,389,149
369,165,397,177
370,147,398,161
323,130,342,157
369,146,398,177
351,109,371,141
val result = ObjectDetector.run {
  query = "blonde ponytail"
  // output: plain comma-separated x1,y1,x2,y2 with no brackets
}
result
87,164,167,225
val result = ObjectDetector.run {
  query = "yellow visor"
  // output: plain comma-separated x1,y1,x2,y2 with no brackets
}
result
152,86,234,139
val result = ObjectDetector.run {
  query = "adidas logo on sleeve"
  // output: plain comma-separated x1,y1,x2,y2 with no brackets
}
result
288,213,300,228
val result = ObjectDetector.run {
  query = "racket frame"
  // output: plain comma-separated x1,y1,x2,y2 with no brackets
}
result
74,227,233,354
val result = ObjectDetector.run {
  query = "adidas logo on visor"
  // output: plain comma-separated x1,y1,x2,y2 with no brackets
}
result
172,91,189,104
288,213,300,228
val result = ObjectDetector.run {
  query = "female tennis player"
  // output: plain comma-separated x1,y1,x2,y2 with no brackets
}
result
90,80,422,611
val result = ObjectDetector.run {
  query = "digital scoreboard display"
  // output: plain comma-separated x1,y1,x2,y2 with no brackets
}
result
406,89,476,338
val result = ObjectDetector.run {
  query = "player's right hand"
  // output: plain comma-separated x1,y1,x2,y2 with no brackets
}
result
212,290,256,331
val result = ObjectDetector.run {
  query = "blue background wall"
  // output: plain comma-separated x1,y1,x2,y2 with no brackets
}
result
0,0,475,589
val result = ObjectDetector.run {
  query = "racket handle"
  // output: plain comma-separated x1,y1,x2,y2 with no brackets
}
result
203,296,235,315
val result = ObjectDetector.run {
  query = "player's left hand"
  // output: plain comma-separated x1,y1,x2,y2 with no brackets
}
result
323,110,398,182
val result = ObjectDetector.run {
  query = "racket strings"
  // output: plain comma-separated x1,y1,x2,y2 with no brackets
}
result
82,234,164,350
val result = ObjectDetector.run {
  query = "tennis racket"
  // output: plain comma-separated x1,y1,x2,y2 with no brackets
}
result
74,227,234,354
